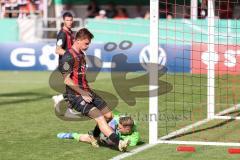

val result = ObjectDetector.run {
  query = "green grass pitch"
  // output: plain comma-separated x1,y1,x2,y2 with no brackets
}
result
0,71,240,160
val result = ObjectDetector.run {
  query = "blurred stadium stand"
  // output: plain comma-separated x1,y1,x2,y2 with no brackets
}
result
0,0,239,43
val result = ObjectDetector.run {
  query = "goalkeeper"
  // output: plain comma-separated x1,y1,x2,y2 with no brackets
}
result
57,113,140,147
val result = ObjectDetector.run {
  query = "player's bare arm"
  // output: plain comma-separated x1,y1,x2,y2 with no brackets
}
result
63,73,93,103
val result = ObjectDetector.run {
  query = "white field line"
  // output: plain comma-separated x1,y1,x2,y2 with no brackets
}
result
157,140,240,147
214,115,240,120
110,143,157,160
160,104,240,140
110,104,240,160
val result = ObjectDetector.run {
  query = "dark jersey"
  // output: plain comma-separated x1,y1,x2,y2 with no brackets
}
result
56,28,74,61
59,48,89,94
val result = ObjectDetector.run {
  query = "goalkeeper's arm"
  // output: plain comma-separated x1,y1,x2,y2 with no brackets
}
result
121,130,140,146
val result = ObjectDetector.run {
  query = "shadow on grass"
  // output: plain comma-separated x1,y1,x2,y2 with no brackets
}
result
167,110,240,140
0,91,52,106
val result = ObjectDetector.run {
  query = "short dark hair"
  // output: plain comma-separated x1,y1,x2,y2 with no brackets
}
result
75,28,94,40
62,12,73,19
119,116,134,127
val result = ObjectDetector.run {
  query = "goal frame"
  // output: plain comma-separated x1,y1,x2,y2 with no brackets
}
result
149,0,240,147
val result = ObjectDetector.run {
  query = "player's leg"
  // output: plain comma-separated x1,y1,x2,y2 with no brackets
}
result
67,93,128,151
88,107,129,151
90,91,113,138
88,107,114,137
56,132,99,147
66,94,113,138
52,93,72,110
90,106,112,138
79,134,92,143
52,94,64,108
100,106,113,121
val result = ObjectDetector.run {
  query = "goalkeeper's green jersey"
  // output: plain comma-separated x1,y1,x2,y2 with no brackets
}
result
113,114,140,146
99,111,140,146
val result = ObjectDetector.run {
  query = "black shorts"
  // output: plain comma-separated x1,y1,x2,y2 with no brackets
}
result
66,90,107,116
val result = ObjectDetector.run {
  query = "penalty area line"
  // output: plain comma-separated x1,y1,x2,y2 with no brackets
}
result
110,143,158,160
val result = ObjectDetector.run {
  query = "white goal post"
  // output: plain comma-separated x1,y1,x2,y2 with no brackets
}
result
149,0,159,145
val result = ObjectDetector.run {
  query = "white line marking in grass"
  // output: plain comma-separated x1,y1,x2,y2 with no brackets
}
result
214,115,240,120
110,104,240,160
161,104,240,140
110,143,157,160
159,118,211,140
158,140,240,147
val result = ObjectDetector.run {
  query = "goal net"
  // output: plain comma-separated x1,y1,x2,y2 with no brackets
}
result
150,0,240,146
83,0,240,147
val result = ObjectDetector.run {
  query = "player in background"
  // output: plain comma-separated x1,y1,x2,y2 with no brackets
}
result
56,11,74,58
52,12,74,107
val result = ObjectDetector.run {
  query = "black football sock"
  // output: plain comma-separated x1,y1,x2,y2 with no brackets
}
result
108,133,120,147
63,93,67,99
93,125,101,138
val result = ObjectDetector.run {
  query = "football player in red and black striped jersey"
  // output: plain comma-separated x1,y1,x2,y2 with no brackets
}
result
52,12,75,111
55,12,74,61
58,28,129,152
